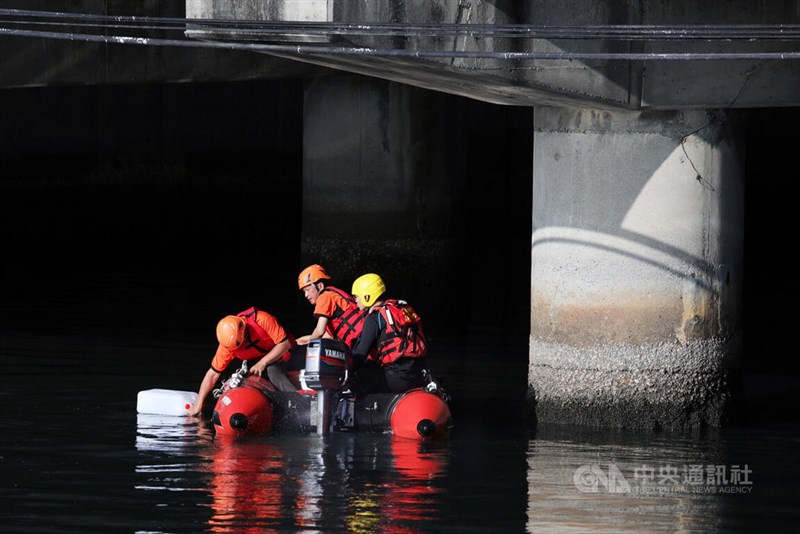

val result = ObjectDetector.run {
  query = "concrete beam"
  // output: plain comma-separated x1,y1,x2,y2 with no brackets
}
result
5,1,798,108
0,1,322,88
186,0,800,110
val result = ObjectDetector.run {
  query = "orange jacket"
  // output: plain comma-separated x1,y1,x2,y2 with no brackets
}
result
315,286,366,348
211,307,293,372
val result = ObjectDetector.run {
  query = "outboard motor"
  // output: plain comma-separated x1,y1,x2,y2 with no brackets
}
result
303,338,352,434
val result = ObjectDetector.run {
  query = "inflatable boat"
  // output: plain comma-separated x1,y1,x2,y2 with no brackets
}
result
138,339,453,441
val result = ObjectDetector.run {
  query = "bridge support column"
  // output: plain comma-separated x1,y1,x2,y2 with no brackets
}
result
300,75,456,314
529,106,744,430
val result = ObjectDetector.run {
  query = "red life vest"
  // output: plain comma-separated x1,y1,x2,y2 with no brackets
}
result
372,299,428,365
230,307,292,363
321,286,367,348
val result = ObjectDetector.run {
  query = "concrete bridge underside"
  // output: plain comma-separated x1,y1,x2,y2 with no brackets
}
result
4,1,800,429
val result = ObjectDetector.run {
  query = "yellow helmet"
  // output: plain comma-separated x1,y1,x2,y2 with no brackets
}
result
298,264,331,289
351,273,386,307
216,315,246,350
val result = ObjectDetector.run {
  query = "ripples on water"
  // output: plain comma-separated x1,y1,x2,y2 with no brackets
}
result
1,331,798,533
527,424,800,533
134,417,457,533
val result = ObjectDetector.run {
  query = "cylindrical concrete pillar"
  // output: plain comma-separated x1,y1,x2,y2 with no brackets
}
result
301,74,457,321
529,106,744,430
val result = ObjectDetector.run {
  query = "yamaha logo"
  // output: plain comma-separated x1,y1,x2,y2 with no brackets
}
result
324,349,346,361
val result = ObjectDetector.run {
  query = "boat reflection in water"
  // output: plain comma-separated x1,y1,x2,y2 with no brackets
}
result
206,437,287,533
135,416,451,532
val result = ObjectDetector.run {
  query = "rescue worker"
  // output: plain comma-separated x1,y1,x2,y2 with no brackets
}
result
296,264,366,348
188,307,298,416
350,273,429,395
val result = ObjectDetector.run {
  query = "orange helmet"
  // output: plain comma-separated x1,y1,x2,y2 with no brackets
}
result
298,264,331,289
216,315,246,350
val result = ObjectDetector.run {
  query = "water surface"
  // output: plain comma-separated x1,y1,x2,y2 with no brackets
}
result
1,331,796,533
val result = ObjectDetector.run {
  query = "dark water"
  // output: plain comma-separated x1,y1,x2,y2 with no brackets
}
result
1,328,798,533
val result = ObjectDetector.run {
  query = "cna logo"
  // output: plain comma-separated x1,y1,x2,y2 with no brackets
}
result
573,464,631,494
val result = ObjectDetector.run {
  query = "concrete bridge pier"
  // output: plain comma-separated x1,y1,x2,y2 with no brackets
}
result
300,74,457,315
529,106,744,430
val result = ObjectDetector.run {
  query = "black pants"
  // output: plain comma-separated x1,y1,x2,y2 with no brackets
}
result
261,346,307,392
353,357,427,395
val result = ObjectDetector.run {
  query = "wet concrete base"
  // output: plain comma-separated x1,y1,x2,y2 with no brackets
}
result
527,336,742,430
